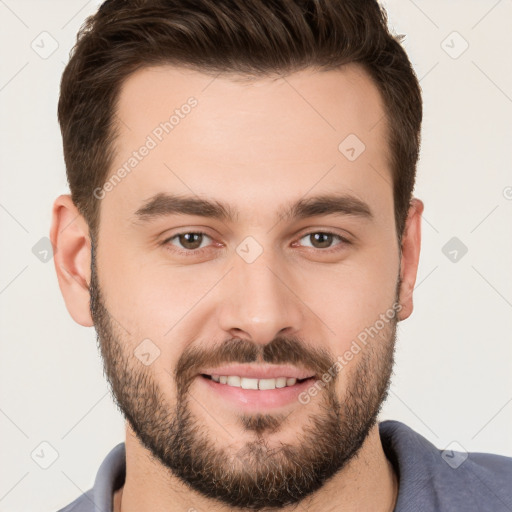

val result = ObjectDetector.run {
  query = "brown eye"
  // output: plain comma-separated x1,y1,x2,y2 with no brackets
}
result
310,232,333,248
166,232,212,252
297,231,349,251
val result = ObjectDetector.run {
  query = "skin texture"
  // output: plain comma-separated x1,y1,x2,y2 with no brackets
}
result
51,63,424,512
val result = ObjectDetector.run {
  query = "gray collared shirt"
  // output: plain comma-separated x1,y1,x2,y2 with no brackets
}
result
57,420,512,511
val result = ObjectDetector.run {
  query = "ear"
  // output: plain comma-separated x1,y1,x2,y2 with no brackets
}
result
50,195,93,327
397,198,424,321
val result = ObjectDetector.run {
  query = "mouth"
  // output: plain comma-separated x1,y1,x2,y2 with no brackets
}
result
200,374,314,390
197,372,317,411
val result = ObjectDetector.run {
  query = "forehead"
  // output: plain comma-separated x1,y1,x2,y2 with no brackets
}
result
103,64,392,227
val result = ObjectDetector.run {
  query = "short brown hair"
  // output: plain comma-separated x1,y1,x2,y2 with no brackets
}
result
58,0,422,242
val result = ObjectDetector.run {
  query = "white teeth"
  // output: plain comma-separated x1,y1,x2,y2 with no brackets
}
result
209,374,306,389
227,376,241,387
241,377,259,390
275,377,287,388
258,378,276,390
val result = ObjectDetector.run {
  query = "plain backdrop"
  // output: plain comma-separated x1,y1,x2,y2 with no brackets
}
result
1,1,511,511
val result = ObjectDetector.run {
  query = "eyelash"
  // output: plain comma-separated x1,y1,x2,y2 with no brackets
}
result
162,230,351,257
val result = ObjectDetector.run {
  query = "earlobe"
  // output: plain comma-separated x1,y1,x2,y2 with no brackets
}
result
397,198,424,322
50,195,94,327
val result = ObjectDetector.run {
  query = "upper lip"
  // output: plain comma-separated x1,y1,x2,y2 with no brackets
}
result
200,364,315,380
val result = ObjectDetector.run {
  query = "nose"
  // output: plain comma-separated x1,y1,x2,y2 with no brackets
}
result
216,248,305,345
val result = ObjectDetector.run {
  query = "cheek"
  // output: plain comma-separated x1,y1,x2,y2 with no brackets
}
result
99,246,225,347
299,252,397,334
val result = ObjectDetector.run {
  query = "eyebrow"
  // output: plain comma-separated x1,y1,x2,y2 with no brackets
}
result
133,192,373,224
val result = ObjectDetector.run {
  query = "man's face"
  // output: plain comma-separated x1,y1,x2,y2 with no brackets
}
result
91,64,402,509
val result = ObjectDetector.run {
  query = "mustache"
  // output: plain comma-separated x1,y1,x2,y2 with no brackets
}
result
174,336,336,396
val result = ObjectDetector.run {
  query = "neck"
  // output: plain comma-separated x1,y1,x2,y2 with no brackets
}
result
113,422,398,512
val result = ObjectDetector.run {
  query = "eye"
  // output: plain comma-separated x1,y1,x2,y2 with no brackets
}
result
164,232,214,254
162,229,350,258
296,231,350,252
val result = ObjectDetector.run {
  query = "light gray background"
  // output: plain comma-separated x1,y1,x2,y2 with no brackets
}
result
1,1,511,511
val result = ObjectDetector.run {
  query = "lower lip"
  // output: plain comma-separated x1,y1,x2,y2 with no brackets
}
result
198,375,315,411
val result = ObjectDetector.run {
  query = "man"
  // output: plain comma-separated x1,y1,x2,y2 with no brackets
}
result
51,1,512,511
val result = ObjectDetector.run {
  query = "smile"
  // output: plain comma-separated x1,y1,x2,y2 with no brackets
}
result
202,374,312,390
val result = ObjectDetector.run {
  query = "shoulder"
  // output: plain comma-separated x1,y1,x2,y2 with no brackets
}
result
55,442,126,512
379,420,512,511
56,488,94,512
465,450,512,488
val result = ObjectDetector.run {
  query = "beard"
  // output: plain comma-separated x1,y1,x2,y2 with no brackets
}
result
89,239,399,511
